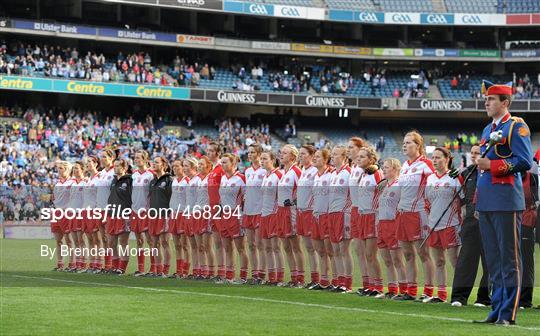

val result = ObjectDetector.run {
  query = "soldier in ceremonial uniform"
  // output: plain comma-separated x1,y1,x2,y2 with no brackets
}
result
474,80,533,326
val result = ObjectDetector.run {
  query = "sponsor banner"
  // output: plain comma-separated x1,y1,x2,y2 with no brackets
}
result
190,89,205,100
99,27,176,42
3,225,53,239
294,95,357,108
102,0,157,4
223,0,244,13
291,43,333,53
158,0,223,10
420,13,454,25
358,98,382,109
252,41,291,50
206,90,268,104
506,14,530,25
503,49,540,58
533,14,540,24
413,48,458,57
244,3,274,16
0,18,11,28
274,5,307,19
12,19,97,35
408,99,476,111
333,46,372,55
530,101,540,111
384,13,421,25
215,37,251,48
0,75,53,91
268,94,293,105
0,75,189,100
373,48,414,56
511,100,529,111
454,13,505,26
53,80,123,96
459,49,500,58
306,7,325,20
329,10,354,22
123,84,189,99
177,34,215,45
354,11,385,24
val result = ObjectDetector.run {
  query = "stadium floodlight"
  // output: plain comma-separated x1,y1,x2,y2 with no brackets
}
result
323,40,332,45
344,109,348,118
338,109,342,118
324,108,328,117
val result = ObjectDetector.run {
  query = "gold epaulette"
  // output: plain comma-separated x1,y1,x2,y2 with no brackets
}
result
511,116,525,123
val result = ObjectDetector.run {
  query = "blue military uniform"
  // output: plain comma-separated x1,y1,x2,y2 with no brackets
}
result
476,81,533,324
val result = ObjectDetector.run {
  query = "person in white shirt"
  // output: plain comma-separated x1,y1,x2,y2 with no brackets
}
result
218,153,248,284
297,145,319,287
307,149,335,290
328,145,353,292
52,161,74,271
195,156,215,279
356,147,385,297
69,161,87,272
376,158,407,298
131,150,154,276
259,150,285,285
277,144,304,287
393,131,436,302
243,144,267,284
83,156,101,272
424,147,463,303
347,136,370,293
96,149,116,272
168,159,190,278
184,157,200,278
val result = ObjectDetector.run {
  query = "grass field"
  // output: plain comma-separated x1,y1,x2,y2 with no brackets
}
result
1,239,539,335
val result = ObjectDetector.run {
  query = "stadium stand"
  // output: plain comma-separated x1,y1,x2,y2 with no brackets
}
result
250,0,317,6
324,0,377,11
444,0,499,13
505,0,540,14
377,0,434,12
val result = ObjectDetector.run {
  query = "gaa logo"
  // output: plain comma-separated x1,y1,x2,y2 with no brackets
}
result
391,14,412,23
426,14,448,24
461,15,482,24
357,12,379,23
249,4,269,15
281,7,300,17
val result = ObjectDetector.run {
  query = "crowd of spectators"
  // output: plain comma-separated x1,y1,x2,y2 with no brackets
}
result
0,41,216,87
513,73,540,99
0,104,274,223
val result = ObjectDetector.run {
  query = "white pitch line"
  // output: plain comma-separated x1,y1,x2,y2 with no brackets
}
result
11,275,540,332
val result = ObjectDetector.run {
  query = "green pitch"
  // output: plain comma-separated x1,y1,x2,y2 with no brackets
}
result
1,239,539,335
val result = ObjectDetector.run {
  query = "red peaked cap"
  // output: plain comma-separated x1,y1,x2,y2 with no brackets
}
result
482,80,513,96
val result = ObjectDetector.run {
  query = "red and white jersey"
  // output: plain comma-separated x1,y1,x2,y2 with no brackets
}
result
329,164,352,213
208,163,224,206
297,165,318,211
131,169,154,210
170,176,190,211
377,179,401,221
186,175,201,209
349,165,364,208
196,174,210,207
53,178,74,209
243,165,266,215
69,178,86,210
83,173,99,208
358,170,384,213
425,171,463,231
312,167,333,217
277,164,302,205
261,168,282,217
397,155,435,212
219,171,246,209
95,167,115,209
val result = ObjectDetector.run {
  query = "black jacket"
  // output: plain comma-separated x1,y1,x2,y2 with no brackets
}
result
108,174,133,216
149,173,173,210
461,165,477,224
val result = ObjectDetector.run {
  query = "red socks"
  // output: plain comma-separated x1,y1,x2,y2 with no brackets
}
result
408,282,418,297
388,282,398,295
176,259,183,275
399,282,408,295
424,284,434,297
183,261,190,276
374,278,384,292
362,276,370,290
297,271,305,284
311,272,320,283
240,268,247,280
437,285,447,301
277,269,285,282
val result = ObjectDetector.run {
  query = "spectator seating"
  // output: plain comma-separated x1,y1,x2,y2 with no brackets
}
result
505,0,540,13
325,0,377,11
250,0,316,6
444,0,499,13
377,0,433,13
